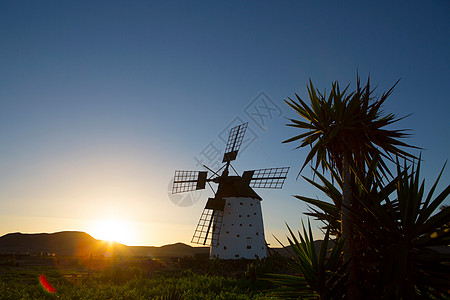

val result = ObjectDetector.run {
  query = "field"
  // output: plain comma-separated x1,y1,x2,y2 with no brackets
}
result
0,254,283,299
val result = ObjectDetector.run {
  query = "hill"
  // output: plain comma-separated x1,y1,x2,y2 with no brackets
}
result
0,231,368,258
0,231,209,257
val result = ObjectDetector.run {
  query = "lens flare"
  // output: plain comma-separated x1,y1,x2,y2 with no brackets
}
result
39,274,56,293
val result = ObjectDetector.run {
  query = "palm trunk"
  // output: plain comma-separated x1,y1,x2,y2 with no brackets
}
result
342,159,358,299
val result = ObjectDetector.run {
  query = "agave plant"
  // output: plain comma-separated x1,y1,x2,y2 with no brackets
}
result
292,158,450,299
268,220,346,299
354,159,450,299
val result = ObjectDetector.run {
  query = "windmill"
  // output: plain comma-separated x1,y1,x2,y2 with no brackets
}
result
172,122,289,259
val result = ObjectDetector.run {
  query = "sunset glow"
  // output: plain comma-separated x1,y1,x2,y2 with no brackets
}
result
90,219,134,245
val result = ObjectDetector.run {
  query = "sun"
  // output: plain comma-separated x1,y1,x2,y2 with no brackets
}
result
91,219,132,245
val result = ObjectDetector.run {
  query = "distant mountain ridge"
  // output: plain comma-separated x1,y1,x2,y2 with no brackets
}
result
0,231,209,257
0,231,370,258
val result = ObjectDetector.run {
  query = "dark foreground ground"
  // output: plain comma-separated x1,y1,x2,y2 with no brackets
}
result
0,254,286,299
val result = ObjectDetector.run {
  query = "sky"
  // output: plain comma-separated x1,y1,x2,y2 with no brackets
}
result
0,1,449,246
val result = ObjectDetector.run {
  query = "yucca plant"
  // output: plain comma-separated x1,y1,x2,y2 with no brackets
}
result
268,221,346,299
297,164,343,237
283,77,417,177
283,76,419,298
295,164,385,298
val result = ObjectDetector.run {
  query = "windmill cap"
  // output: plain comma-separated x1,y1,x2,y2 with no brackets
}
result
216,176,262,200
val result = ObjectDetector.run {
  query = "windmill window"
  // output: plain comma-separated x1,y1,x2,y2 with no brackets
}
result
250,203,253,206
240,224,242,226
247,215,250,217
224,246,227,250
256,232,259,236
237,234,240,237
253,213,256,215
226,231,229,234
239,215,242,217
249,224,252,227
235,254,239,258
240,202,243,205
228,203,231,205
231,224,234,226
246,237,252,249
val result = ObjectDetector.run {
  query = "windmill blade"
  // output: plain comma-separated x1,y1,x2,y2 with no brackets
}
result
191,205,223,246
191,208,214,245
246,167,290,189
222,122,248,162
172,170,207,194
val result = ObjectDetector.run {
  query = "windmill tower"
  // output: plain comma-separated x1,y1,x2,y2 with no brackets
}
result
172,123,289,259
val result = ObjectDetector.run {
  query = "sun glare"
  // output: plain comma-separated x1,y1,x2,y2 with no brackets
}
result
91,219,132,245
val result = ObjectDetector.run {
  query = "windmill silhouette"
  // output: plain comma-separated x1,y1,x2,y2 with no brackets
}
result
172,122,289,259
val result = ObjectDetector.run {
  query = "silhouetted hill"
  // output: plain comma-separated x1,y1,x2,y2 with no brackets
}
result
0,232,209,257
269,240,331,257
0,231,326,258
2,231,396,259
269,241,450,257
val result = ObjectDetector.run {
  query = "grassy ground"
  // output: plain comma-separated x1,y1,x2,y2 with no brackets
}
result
0,255,282,299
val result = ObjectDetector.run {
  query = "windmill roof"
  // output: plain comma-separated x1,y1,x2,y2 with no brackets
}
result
216,176,262,200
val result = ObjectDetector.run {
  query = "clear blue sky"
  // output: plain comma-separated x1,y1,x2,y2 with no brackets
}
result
1,1,449,246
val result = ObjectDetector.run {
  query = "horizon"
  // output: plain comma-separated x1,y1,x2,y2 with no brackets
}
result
0,230,306,248
0,230,196,247
1,1,449,247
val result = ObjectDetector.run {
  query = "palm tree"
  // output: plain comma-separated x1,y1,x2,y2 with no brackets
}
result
283,76,418,297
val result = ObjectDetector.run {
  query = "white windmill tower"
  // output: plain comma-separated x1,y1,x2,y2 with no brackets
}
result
172,123,289,259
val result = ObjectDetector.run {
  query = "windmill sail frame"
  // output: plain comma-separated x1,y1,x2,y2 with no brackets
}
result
247,167,289,189
191,207,223,246
222,122,248,162
172,170,207,194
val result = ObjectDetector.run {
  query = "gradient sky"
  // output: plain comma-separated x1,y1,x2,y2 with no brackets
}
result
1,1,449,246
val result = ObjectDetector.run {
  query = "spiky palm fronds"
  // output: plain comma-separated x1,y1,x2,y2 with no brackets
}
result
268,221,346,299
292,158,450,299
355,159,450,299
284,77,418,179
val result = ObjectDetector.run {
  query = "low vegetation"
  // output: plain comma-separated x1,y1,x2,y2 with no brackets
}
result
0,255,285,299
